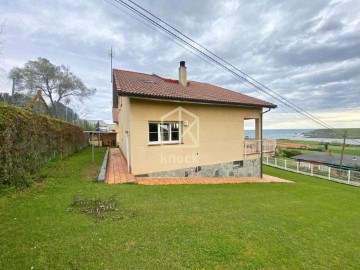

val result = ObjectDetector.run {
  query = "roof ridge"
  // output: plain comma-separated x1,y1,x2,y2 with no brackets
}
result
113,68,155,77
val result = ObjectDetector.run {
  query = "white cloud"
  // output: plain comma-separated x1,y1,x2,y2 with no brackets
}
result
0,0,359,127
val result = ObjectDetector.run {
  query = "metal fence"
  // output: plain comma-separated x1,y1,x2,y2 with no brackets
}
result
263,156,360,187
244,139,277,155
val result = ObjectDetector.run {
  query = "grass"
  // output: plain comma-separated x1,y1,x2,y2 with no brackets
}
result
1,148,360,269
278,139,360,156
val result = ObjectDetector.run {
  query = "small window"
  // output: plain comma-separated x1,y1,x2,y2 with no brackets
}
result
148,122,181,144
233,160,244,169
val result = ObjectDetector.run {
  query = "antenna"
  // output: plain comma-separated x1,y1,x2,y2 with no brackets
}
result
108,47,116,83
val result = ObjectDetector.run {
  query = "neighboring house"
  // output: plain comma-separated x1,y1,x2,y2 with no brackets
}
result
108,124,116,132
112,61,277,178
87,120,116,146
87,120,109,131
294,152,360,170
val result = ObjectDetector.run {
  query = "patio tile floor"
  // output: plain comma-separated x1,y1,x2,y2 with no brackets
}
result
105,148,292,185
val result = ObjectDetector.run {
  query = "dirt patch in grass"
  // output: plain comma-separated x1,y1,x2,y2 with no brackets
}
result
82,167,100,181
67,194,137,221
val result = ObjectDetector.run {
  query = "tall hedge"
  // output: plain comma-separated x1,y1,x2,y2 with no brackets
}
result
0,104,88,188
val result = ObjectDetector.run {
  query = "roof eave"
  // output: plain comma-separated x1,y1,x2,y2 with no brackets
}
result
117,92,277,109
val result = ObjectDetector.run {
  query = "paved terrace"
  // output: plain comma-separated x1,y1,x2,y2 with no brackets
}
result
106,148,135,184
106,148,292,185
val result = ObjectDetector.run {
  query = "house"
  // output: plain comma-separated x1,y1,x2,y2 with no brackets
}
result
293,152,360,170
87,120,117,146
87,120,110,132
108,124,116,132
112,61,277,178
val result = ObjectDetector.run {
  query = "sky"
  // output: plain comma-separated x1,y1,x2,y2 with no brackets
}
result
0,0,359,129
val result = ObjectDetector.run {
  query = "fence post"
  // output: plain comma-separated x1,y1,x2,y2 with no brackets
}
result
266,156,269,164
297,161,299,172
275,158,277,166
284,159,287,170
310,164,313,176
348,170,351,184
328,167,331,179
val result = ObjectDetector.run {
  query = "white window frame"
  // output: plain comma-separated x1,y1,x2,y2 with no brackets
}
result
148,122,181,145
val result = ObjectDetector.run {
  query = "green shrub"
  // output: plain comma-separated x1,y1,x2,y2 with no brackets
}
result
0,104,88,188
310,147,324,152
281,149,302,158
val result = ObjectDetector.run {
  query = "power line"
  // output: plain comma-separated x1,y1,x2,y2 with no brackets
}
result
113,0,341,131
105,0,360,144
104,0,241,84
126,0,338,131
104,0,318,129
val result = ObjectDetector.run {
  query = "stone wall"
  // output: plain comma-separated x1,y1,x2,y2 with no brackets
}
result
136,158,261,178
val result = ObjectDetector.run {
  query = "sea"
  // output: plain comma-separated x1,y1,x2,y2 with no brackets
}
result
244,129,360,145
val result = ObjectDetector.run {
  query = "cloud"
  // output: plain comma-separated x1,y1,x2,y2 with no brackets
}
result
0,0,359,128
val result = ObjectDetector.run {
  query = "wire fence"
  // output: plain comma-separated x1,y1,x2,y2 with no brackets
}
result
263,156,360,187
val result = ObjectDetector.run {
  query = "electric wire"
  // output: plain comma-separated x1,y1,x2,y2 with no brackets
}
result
126,0,342,135
105,0,360,144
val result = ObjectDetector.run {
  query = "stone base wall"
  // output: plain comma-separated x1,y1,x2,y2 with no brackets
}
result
136,158,261,178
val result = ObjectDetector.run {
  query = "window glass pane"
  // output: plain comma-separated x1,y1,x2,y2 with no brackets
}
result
161,131,169,141
149,132,158,142
171,131,179,141
160,124,170,141
149,123,158,132
160,123,169,132
171,123,179,132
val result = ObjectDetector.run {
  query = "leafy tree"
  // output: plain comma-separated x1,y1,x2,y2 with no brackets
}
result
9,57,96,117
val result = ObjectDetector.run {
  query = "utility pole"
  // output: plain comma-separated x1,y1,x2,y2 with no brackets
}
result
339,131,347,169
11,77,15,104
108,47,115,83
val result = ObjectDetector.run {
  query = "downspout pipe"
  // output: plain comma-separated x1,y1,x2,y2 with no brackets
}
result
260,107,272,178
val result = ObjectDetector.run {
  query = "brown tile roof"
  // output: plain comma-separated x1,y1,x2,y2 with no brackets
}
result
113,69,276,108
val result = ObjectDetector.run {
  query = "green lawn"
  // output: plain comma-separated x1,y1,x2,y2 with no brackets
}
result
1,148,360,269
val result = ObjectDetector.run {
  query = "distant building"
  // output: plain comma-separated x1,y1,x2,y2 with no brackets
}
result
87,120,110,132
107,124,116,132
293,152,359,170
86,120,116,146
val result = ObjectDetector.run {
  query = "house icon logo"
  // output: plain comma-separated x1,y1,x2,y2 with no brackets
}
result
160,106,199,148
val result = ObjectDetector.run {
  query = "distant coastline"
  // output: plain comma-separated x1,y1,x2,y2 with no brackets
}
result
245,129,360,145
302,128,360,139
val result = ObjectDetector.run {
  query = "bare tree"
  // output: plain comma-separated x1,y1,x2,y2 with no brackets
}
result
9,57,96,117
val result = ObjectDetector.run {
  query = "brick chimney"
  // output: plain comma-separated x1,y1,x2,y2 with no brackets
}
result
178,61,187,86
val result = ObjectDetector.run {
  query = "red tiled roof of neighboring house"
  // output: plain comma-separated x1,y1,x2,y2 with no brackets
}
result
113,69,276,108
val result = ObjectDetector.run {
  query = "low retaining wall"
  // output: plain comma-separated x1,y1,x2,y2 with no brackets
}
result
98,148,109,181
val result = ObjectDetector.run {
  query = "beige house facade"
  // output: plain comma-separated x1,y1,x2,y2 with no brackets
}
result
112,62,276,178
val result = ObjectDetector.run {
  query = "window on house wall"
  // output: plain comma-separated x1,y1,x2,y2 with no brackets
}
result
149,122,180,144
233,160,244,169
